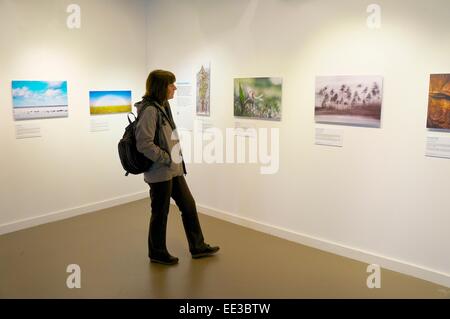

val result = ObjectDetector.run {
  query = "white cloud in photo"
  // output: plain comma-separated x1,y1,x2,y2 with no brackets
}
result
45,89,63,97
12,87,32,98
47,81,64,89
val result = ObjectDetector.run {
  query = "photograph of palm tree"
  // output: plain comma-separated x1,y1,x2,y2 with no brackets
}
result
315,75,383,128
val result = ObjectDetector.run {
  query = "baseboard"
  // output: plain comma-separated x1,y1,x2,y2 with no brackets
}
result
0,191,149,236
197,203,450,289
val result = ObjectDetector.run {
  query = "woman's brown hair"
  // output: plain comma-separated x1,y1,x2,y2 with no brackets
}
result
144,70,176,103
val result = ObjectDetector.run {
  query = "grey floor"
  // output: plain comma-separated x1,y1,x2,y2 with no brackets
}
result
0,199,448,299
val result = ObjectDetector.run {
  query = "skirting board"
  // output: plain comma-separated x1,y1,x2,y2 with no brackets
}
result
0,191,149,236
197,203,450,289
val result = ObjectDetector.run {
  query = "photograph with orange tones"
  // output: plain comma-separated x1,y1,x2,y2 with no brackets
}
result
427,74,450,129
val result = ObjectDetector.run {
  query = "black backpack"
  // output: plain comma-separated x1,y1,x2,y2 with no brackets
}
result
118,104,158,176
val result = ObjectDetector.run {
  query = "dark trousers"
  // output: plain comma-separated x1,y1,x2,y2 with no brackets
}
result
148,175,205,256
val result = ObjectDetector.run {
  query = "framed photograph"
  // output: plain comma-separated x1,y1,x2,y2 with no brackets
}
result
89,90,132,115
12,81,68,120
196,64,211,116
234,77,282,121
427,74,450,129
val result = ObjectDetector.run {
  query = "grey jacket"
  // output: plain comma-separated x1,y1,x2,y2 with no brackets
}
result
135,98,186,184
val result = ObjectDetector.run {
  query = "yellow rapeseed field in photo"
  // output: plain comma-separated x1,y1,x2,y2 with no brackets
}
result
90,105,131,115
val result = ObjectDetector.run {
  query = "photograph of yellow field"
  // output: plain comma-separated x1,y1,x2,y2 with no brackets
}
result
89,90,132,115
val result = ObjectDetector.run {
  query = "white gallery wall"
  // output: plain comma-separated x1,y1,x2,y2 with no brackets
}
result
0,0,149,231
147,0,450,287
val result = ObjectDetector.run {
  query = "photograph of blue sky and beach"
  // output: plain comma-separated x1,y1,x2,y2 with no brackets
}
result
89,90,132,115
315,75,383,128
12,81,68,121
234,77,282,121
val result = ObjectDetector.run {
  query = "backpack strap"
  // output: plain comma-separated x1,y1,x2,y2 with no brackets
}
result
127,113,137,124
